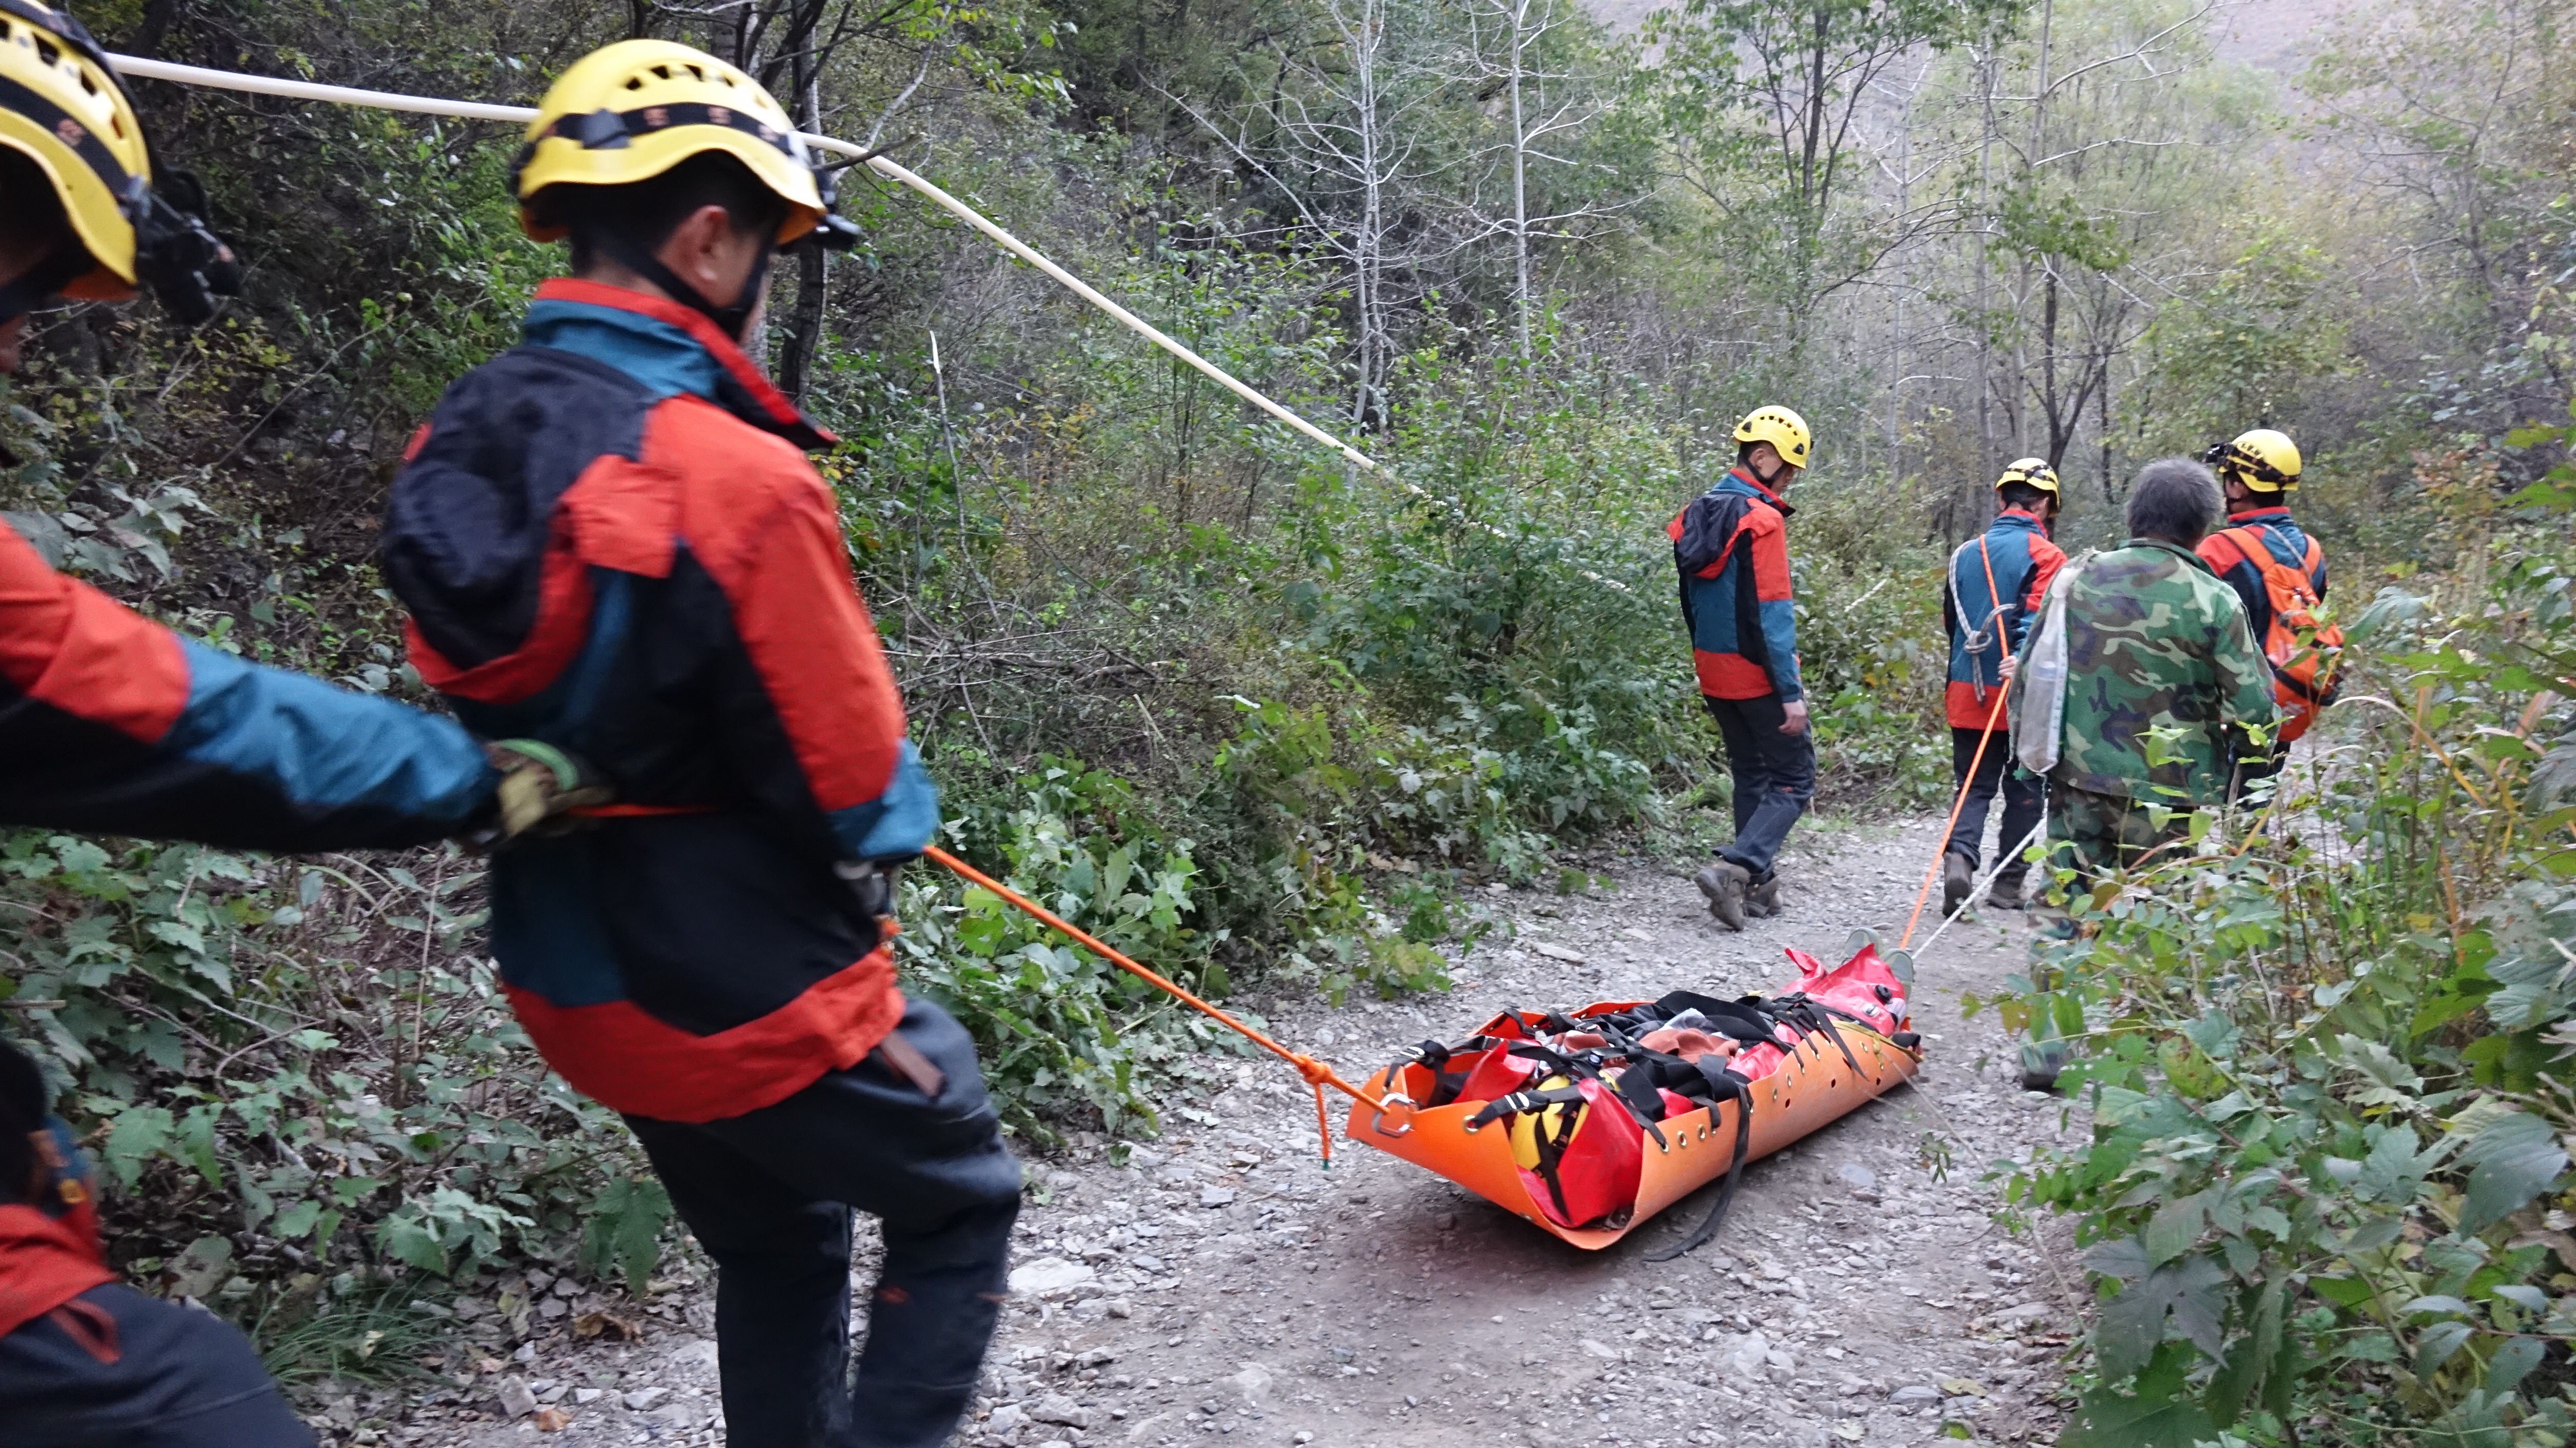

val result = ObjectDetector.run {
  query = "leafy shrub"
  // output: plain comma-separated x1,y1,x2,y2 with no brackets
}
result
894,759,1249,1142
0,833,669,1317
1980,426,2576,1448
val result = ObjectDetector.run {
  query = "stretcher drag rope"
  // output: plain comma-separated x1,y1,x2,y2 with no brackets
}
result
1909,815,2045,959
105,55,1632,594
924,846,1385,1166
1900,683,2009,949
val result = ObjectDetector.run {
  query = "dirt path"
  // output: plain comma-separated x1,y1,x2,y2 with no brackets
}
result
387,819,2090,1448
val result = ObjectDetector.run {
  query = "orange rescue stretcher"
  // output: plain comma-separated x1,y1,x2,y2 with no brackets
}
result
1343,941,1923,1257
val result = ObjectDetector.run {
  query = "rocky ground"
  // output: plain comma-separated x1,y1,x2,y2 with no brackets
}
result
370,817,2092,1448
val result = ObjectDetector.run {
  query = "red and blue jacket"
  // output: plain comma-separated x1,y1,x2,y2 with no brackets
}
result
0,1118,109,1345
2196,507,2326,642
1667,469,1801,701
1942,508,2065,730
0,521,496,849
381,279,938,1125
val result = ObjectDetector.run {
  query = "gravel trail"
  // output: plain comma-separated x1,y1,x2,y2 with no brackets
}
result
379,819,2090,1448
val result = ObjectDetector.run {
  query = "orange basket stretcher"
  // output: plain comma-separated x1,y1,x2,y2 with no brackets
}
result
1342,941,1924,1255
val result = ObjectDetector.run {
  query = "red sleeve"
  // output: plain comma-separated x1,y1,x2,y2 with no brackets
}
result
0,521,189,744
1748,508,1793,602
703,478,908,814
2023,536,2066,615
2195,532,2246,576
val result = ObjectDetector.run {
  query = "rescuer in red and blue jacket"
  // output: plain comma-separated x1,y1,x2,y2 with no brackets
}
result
2198,429,2332,797
1670,406,1814,932
380,41,1019,1448
1938,458,2067,914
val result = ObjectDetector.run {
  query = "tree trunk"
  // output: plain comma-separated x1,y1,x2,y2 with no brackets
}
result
776,55,828,399
1508,0,1532,358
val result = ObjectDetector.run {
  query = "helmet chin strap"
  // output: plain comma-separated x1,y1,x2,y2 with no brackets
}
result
579,226,772,342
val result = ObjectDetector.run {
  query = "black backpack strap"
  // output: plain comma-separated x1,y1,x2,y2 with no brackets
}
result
1394,1036,1496,1108
1465,1083,1588,1130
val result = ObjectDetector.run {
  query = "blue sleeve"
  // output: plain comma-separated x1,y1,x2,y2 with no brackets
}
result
1760,598,1802,701
823,739,941,861
158,640,498,843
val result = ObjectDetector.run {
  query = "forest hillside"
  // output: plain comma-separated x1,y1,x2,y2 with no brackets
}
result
2,0,2571,1443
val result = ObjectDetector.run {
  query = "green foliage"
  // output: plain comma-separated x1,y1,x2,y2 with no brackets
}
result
2127,229,2348,459
1984,423,2576,1446
0,833,670,1314
893,759,1239,1142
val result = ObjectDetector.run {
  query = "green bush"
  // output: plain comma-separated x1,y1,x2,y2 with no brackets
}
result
894,758,1248,1142
0,832,667,1313
1979,423,2576,1448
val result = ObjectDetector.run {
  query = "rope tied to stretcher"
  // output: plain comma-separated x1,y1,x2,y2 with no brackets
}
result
1900,683,2009,949
922,846,1386,1167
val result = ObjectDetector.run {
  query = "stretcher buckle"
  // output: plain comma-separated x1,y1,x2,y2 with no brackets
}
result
1366,1093,1418,1138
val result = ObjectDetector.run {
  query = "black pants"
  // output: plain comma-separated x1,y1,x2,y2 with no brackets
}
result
1702,693,1816,879
626,997,1023,1448
0,1284,313,1447
2231,747,2284,803
1944,727,2043,881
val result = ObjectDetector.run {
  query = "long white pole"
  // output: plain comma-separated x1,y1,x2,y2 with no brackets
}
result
103,53,1630,588
103,54,1373,466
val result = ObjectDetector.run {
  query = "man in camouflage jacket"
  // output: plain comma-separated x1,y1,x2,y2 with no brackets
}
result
2011,457,2277,899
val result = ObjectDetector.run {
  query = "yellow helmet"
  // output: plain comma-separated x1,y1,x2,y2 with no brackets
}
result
513,39,850,250
0,0,237,323
2207,428,2302,493
1994,457,2061,500
1732,405,1812,469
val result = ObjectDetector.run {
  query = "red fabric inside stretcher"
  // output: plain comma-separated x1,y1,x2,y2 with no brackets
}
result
1520,1076,1641,1228
1783,944,1910,1037
1457,1047,1540,1102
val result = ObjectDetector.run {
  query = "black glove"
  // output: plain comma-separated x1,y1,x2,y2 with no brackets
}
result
834,858,902,921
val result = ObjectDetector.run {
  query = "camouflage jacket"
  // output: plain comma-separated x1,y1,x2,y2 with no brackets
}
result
2011,538,2277,805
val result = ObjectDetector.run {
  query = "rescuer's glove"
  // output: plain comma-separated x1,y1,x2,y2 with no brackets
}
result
482,739,613,843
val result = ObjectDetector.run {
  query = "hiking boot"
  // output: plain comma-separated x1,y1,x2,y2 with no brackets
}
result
1746,873,1782,918
1941,852,1975,917
1694,861,1750,931
1989,873,2028,910
2019,1040,2068,1093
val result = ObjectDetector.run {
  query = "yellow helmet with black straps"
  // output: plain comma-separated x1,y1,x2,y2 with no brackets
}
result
513,39,853,251
1733,405,1812,469
2206,428,2302,493
1994,457,2060,500
0,0,237,322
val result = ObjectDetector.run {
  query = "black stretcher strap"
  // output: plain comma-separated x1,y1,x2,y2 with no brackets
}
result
1645,1068,1756,1260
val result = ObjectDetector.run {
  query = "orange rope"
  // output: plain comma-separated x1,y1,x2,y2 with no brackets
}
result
923,844,1385,1165
1902,676,2011,950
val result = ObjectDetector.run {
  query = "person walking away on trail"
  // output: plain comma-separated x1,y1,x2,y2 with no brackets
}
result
1671,405,1815,931
2008,457,2276,924
2197,428,2337,800
1938,459,2067,915
0,10,590,1441
379,41,1019,1448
